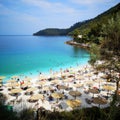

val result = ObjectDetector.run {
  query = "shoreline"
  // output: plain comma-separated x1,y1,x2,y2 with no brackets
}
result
65,40,90,50
2,56,90,83
2,62,89,83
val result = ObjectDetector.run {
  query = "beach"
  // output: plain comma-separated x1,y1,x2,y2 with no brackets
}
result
0,63,117,113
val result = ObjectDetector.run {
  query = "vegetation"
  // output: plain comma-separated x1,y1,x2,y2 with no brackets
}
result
33,28,68,36
0,93,19,120
0,98,120,120
33,3,120,37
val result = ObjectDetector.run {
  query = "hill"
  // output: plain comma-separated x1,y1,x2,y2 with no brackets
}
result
33,28,68,36
33,3,120,36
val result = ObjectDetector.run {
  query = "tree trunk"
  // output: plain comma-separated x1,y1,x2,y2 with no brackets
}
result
116,80,119,101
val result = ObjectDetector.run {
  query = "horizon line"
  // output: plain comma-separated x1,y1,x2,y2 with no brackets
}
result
0,35,33,36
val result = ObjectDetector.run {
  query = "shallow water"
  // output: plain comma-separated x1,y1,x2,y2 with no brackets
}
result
0,35,90,78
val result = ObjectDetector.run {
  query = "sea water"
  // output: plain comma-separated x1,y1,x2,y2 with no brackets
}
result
0,35,90,80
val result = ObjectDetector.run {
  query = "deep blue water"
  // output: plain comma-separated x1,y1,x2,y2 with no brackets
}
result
0,35,90,78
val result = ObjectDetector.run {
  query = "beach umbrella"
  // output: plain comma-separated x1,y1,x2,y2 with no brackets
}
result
7,79,16,83
73,83,83,88
26,87,37,93
62,72,69,78
69,91,82,99
51,92,64,99
51,79,61,84
93,97,107,107
75,76,84,80
95,79,105,83
57,85,68,90
21,82,31,88
0,84,2,87
85,81,94,87
29,94,44,100
94,79,105,89
88,88,99,97
66,99,81,108
85,73,92,77
103,85,116,91
6,82,19,88
11,76,19,79
101,75,108,79
0,76,6,80
103,85,116,97
10,88,22,94
63,78,72,82
36,81,46,86
42,86,53,91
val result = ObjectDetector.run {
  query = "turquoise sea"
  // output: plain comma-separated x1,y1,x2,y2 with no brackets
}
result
0,36,90,81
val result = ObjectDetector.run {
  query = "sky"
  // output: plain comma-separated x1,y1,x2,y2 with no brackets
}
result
0,0,119,35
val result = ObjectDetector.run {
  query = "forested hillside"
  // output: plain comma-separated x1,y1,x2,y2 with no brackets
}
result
33,3,120,36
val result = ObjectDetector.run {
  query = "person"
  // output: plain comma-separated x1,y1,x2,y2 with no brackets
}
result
17,78,20,82
20,80,24,86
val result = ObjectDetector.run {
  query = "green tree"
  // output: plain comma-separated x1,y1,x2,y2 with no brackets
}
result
72,29,80,42
89,43,101,65
101,14,120,54
99,14,120,103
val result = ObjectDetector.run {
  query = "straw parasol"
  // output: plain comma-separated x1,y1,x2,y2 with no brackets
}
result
62,72,69,78
21,82,31,88
57,85,68,90
10,88,22,94
95,79,105,83
0,76,6,80
42,86,53,91
7,79,16,83
6,82,19,88
88,88,99,97
69,91,82,99
51,92,64,99
85,73,92,77
73,83,83,88
51,79,61,84
26,87,37,93
66,99,81,108
36,81,46,86
85,81,94,86
103,85,116,91
11,76,19,79
103,85,116,97
75,76,84,80
63,78,72,82
29,94,44,100
93,97,107,107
